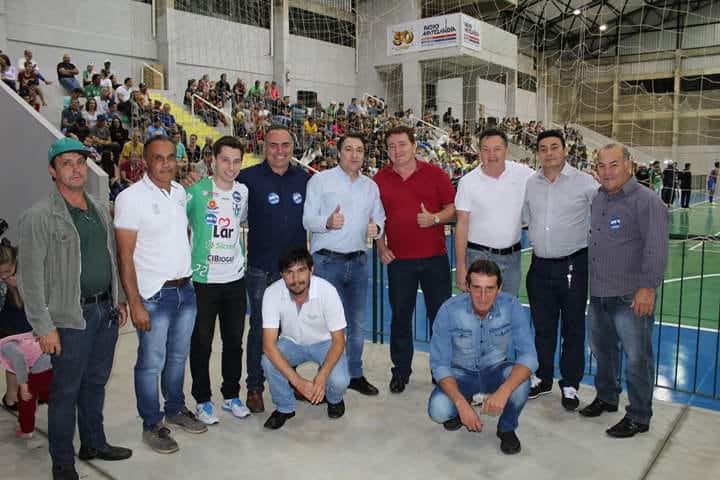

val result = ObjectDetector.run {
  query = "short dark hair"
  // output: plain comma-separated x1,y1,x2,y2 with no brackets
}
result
478,128,508,147
338,133,367,152
143,135,174,161
213,135,245,158
265,124,293,142
536,129,566,149
384,125,415,146
123,77,131,85
715,161,720,167
466,259,503,288
278,245,314,273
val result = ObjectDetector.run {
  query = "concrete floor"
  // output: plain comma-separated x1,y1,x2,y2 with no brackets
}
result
2,326,720,480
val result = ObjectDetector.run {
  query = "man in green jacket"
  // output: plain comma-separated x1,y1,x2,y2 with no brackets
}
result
17,137,132,480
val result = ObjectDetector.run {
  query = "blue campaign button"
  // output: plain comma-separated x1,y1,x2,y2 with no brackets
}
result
609,215,621,230
267,192,280,205
292,192,303,204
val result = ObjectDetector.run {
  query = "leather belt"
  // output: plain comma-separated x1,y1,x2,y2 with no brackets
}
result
316,249,365,261
467,242,521,256
533,247,588,263
81,290,110,305
164,277,190,288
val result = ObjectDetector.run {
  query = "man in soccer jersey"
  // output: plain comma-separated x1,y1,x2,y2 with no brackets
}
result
185,136,251,424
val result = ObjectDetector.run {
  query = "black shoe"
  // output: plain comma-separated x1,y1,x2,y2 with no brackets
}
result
561,386,580,411
443,416,462,431
263,410,296,430
348,376,379,396
327,399,345,419
579,397,618,418
389,373,407,394
606,417,649,438
496,429,522,455
528,379,552,399
2,394,18,411
52,464,79,480
78,444,133,461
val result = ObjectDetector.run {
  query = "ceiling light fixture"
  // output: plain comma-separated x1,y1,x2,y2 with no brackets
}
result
599,24,608,31
573,9,581,15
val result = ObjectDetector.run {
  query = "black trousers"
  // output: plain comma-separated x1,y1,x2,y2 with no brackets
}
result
526,250,589,389
190,278,247,403
680,189,691,208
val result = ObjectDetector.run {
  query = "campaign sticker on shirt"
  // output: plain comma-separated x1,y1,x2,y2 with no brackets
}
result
205,213,217,225
292,192,303,204
232,191,242,203
268,192,280,205
609,215,621,230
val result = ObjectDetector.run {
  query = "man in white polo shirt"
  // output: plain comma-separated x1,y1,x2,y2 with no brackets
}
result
115,136,207,455
260,246,350,430
454,129,534,297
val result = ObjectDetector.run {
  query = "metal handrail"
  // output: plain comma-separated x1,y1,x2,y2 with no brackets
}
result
141,62,164,89
191,93,234,136
409,114,450,137
362,93,385,109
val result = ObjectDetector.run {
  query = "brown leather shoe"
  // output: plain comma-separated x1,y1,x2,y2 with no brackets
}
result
246,391,265,413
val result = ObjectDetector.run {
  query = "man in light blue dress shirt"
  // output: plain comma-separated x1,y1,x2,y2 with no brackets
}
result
302,133,386,395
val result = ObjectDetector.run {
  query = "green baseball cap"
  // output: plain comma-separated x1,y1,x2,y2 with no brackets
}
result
48,137,90,164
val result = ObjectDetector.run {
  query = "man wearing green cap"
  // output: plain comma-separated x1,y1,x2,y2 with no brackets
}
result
17,137,132,480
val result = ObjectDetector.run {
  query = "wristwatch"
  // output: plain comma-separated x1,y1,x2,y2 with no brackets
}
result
433,215,440,225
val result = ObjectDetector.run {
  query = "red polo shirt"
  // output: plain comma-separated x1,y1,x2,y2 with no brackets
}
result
374,160,456,259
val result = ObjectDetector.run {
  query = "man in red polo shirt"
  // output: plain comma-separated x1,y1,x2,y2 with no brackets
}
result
374,125,456,393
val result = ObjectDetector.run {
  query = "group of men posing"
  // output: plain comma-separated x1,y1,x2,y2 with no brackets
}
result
16,122,667,479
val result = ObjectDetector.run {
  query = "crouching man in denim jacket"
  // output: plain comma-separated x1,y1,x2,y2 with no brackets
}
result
428,259,538,455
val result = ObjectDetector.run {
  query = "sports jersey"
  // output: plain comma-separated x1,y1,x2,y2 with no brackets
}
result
186,176,248,283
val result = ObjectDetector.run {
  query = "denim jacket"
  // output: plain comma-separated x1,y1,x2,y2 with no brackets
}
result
430,293,538,381
16,188,125,336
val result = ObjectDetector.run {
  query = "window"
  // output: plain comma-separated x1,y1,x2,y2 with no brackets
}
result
289,7,356,48
174,0,271,29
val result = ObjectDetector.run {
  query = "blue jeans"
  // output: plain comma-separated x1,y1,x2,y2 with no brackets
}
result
49,301,119,466
387,254,451,380
588,295,655,424
312,252,367,378
135,283,197,430
467,248,521,298
261,338,350,413
58,76,81,93
245,267,281,393
427,361,530,432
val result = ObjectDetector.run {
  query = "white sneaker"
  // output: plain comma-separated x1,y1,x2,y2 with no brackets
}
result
196,401,219,425
222,398,251,419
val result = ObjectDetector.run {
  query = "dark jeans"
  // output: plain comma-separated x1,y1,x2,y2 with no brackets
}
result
526,251,588,389
312,252,368,378
387,254,451,380
49,301,119,466
245,267,281,393
427,361,530,432
190,278,247,403
589,295,655,424
680,189,691,208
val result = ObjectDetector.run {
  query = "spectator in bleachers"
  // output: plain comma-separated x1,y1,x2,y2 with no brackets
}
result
160,103,176,130
56,53,81,93
184,79,197,108
186,134,201,163
81,98,100,128
95,87,113,116
81,63,94,87
17,61,46,110
119,132,143,166
16,50,52,86
119,150,145,185
85,74,102,99
170,130,188,179
102,60,115,80
110,116,129,153
231,78,245,107
248,80,262,103
89,115,121,163
68,117,91,143
269,81,279,102
216,73,231,105
115,77,133,115
99,69,112,91
146,116,166,139
1,54,17,91
61,98,82,132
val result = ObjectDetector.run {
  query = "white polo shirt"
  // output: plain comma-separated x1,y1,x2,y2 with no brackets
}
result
114,175,192,299
455,160,534,249
262,276,346,346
